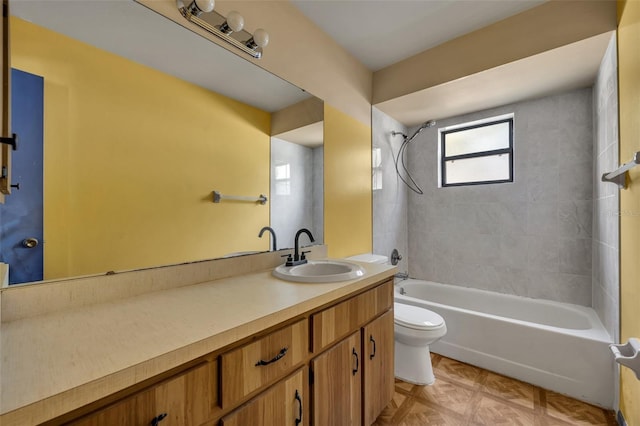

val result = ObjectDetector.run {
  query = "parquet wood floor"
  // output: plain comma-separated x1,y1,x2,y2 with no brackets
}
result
373,353,617,426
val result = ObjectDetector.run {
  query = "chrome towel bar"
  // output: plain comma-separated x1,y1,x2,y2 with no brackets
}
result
212,190,267,205
601,151,640,189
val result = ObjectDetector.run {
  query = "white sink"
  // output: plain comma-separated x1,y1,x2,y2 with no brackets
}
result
273,260,365,283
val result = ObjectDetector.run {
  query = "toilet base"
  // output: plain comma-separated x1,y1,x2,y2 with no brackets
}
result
394,341,435,385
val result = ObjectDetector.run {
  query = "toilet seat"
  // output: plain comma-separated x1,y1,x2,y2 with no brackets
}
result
394,303,444,331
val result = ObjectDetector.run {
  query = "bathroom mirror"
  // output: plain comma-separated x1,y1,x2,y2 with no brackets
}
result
0,0,323,285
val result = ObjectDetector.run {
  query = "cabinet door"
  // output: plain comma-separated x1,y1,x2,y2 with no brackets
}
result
311,332,361,426
221,367,308,426
70,361,218,426
362,310,394,426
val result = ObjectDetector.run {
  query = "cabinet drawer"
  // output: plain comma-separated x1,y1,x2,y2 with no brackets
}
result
220,319,308,408
70,361,218,426
221,367,308,426
311,280,393,353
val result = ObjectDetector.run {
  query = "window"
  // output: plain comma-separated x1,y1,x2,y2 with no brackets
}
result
274,163,291,195
372,147,383,191
439,114,514,187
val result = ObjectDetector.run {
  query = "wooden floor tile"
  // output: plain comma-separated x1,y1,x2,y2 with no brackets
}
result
375,355,616,426
394,398,464,426
433,356,485,388
374,391,409,425
470,395,536,425
481,371,536,410
544,390,615,426
414,377,476,415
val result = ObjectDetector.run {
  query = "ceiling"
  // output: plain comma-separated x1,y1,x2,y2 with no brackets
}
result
10,0,310,112
376,31,614,126
291,0,546,71
12,0,612,128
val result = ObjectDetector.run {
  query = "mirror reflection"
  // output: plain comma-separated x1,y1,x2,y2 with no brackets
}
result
270,102,324,249
0,0,323,285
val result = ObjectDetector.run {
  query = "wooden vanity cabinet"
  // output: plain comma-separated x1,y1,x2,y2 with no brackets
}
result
62,278,394,426
309,279,394,426
220,319,308,408
220,367,308,426
69,361,218,426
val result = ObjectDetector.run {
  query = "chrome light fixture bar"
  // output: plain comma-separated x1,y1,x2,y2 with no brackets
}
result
177,0,269,59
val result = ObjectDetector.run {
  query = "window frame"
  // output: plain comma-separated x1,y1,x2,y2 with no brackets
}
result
439,116,514,187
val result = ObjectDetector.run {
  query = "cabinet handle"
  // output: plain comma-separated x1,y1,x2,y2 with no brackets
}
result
369,335,376,360
255,347,288,366
294,389,303,425
150,413,167,426
352,347,359,375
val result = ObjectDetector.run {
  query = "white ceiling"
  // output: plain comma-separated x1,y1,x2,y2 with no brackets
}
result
273,121,324,148
11,0,612,129
376,31,614,126
10,0,310,113
291,0,546,71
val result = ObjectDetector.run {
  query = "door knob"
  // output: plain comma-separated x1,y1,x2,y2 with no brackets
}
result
22,238,39,248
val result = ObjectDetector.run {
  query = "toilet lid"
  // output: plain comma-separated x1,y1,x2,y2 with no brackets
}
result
394,302,444,330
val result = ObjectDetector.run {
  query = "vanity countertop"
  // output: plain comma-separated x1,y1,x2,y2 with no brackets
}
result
0,260,395,425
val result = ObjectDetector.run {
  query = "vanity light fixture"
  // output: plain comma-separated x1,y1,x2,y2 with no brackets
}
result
177,0,269,59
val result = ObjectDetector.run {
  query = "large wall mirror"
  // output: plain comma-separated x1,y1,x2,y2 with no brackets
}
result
0,0,323,285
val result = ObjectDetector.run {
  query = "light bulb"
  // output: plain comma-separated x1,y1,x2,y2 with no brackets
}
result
194,0,214,13
226,11,244,32
252,29,269,48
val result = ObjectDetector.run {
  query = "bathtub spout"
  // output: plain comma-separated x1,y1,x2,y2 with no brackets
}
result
395,272,409,280
399,287,406,295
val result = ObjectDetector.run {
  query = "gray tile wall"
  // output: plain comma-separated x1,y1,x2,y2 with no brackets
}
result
593,34,619,340
405,88,594,306
372,107,409,272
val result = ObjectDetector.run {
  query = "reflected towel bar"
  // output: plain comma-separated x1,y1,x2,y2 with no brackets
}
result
212,191,267,205
601,151,640,189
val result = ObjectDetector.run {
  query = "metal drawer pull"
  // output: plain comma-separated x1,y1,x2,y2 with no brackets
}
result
295,389,303,425
255,347,288,366
352,347,359,375
150,413,167,426
370,335,376,360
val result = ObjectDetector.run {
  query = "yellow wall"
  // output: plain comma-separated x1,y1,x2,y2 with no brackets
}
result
323,104,372,258
11,18,271,279
618,0,640,423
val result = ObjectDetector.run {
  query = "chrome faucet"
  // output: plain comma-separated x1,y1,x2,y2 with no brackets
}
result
258,226,277,251
288,228,314,266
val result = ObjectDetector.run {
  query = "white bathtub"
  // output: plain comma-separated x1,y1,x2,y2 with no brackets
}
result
395,279,614,408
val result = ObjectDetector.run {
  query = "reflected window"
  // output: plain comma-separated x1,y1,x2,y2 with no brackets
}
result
372,147,382,191
274,163,291,195
439,114,514,187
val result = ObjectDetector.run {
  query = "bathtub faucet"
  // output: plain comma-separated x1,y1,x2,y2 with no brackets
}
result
395,271,409,280
399,287,406,295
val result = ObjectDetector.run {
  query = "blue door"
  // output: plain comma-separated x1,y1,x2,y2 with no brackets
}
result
0,69,44,284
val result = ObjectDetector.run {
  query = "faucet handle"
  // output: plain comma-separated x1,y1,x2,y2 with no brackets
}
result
300,250,311,261
281,253,293,266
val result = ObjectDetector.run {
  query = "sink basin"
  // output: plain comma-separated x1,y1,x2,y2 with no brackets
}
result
273,260,365,283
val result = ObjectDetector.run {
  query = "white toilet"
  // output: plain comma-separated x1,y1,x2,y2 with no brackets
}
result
346,253,447,385
394,302,446,385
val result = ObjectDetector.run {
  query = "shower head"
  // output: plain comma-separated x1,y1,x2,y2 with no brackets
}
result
406,119,436,142
391,130,407,138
